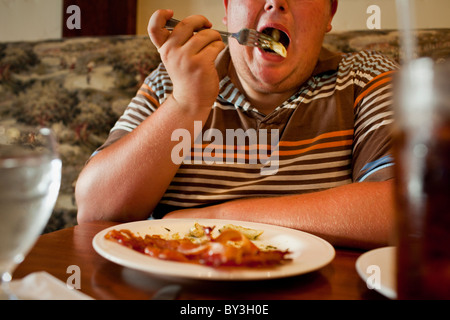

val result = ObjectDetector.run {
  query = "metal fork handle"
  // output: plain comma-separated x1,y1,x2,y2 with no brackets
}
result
165,18,229,44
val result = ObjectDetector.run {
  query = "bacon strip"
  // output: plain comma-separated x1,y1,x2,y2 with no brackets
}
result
104,227,291,268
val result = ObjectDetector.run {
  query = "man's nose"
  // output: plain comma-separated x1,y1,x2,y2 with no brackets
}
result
264,0,288,12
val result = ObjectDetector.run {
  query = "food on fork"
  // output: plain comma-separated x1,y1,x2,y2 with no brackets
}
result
104,223,291,268
260,28,288,57
267,41,287,58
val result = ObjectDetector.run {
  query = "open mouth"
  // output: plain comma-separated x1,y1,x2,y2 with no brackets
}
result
261,27,290,54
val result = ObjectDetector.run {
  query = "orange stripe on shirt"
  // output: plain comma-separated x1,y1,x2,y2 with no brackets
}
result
195,144,271,151
190,139,353,160
279,130,354,147
138,83,160,108
195,130,354,150
275,140,353,157
353,71,395,108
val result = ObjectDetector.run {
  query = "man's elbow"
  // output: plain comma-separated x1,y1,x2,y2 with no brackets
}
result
75,178,139,224
74,174,103,224
76,208,93,224
75,195,115,224
75,187,95,224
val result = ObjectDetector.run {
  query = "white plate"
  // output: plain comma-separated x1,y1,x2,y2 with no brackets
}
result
355,246,397,299
92,219,335,281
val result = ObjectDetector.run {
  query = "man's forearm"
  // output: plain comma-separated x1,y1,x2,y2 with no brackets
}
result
165,180,396,249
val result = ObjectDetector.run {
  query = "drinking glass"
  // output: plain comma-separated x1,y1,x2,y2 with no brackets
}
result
0,124,62,299
393,58,450,299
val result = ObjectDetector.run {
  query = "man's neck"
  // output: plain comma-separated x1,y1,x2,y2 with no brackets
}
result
227,64,298,116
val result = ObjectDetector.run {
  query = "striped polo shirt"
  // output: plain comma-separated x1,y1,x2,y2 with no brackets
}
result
98,47,398,218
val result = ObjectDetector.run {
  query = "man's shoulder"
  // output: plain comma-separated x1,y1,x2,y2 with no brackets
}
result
338,50,399,73
314,48,398,78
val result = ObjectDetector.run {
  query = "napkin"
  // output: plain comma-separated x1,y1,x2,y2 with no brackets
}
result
9,272,93,300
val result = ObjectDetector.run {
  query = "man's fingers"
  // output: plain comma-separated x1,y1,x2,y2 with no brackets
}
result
183,29,225,55
162,15,213,48
148,9,173,49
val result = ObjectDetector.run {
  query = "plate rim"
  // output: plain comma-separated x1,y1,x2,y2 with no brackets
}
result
92,218,336,281
355,246,397,299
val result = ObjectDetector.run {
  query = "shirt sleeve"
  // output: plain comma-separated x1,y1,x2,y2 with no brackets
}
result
350,51,399,182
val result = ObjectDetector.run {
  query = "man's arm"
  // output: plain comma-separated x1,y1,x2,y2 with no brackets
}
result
76,10,225,223
75,96,211,223
164,180,396,249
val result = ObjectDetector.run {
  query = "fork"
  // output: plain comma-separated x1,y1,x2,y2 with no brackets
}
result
164,18,274,50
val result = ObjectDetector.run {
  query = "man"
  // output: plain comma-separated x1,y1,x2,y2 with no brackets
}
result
76,0,398,249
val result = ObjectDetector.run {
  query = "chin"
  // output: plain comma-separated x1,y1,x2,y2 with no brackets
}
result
251,71,287,90
253,81,287,94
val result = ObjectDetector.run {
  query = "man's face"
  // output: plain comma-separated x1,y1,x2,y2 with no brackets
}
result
223,0,336,94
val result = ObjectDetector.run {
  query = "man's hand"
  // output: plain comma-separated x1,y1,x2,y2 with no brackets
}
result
148,9,226,114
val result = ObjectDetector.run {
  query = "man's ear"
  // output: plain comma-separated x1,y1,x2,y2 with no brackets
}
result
222,0,229,26
326,0,338,33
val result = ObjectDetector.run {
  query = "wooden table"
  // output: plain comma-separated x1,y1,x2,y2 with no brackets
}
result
13,221,388,301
